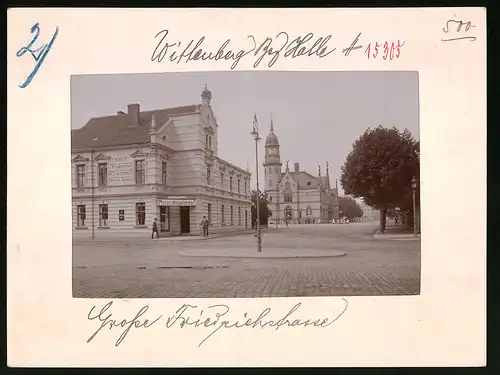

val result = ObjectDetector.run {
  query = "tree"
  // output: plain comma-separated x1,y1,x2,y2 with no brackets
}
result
338,196,364,220
251,189,270,227
340,126,419,232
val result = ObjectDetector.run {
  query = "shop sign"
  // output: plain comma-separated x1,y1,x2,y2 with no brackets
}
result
158,196,196,207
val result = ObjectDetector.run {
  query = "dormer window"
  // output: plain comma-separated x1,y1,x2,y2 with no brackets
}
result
307,181,311,186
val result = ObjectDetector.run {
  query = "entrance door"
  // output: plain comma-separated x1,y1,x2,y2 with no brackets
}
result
180,206,190,234
160,206,169,231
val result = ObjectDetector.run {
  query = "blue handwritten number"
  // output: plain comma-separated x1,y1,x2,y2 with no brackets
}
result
16,23,59,88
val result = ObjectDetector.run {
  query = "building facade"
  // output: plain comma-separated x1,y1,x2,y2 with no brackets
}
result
263,120,339,224
71,86,252,236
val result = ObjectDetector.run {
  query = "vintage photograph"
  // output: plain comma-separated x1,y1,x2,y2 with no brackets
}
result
71,71,420,298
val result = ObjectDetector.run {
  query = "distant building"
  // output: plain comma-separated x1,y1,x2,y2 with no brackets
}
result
355,198,379,220
71,86,252,235
263,120,339,224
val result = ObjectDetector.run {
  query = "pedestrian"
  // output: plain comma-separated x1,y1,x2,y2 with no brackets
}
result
200,216,209,237
152,218,159,239
394,216,399,226
285,219,289,227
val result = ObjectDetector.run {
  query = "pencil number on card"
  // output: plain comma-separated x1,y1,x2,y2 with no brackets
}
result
364,41,405,60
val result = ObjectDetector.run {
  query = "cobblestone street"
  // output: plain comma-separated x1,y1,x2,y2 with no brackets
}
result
73,222,421,298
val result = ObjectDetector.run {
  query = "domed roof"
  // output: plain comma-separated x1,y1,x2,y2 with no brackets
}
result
265,131,279,146
265,117,279,146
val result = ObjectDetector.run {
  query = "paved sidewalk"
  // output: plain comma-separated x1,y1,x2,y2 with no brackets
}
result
178,247,346,259
73,228,260,242
373,225,420,240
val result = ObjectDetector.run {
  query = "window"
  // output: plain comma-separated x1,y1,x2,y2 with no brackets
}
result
230,206,234,225
244,181,247,195
76,165,85,188
209,136,212,150
285,194,293,203
207,203,212,225
119,209,125,221
135,160,145,184
206,165,211,185
220,173,224,189
206,134,209,148
237,179,240,193
276,167,280,174
269,179,272,187
99,204,108,227
98,163,107,187
221,204,225,225
238,207,241,224
162,162,167,185
229,176,233,192
136,203,146,226
77,205,86,227
270,196,273,202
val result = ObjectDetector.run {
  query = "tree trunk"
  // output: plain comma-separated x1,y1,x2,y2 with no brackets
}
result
380,208,387,233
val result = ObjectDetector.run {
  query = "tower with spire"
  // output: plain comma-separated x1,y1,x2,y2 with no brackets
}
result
263,115,282,192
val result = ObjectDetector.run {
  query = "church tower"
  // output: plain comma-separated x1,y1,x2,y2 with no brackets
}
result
263,116,282,192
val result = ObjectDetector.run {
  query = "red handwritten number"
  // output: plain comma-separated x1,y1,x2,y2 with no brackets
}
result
395,40,405,58
366,40,405,60
383,42,389,60
373,43,380,58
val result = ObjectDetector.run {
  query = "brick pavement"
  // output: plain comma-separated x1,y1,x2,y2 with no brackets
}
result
73,222,421,297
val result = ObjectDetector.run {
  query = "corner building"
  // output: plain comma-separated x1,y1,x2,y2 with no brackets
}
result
263,119,339,224
71,86,252,236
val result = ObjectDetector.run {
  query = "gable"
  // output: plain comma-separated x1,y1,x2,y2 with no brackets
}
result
200,104,218,131
280,172,298,192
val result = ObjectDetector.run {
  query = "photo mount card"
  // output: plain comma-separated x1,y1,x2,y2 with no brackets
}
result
7,7,486,368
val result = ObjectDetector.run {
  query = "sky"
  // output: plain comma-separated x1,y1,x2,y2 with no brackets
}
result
71,71,419,194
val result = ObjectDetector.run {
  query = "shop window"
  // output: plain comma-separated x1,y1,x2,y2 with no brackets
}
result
77,205,86,227
136,203,146,226
99,204,108,227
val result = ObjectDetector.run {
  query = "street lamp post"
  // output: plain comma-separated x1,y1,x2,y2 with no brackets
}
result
251,116,262,252
411,176,418,237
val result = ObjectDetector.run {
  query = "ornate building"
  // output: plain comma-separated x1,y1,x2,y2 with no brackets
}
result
263,119,339,224
71,86,252,236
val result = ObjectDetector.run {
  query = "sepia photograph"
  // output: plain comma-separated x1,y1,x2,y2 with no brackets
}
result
71,71,421,298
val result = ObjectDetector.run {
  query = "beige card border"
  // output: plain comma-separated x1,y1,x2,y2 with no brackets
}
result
7,8,486,367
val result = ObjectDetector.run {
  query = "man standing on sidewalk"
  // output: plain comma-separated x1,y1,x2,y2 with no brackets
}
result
200,216,209,238
152,218,159,239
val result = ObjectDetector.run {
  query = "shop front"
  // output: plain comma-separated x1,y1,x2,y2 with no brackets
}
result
157,196,197,235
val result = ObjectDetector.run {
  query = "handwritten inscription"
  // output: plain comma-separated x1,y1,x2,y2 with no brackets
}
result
16,23,59,88
151,29,375,69
442,20,476,42
87,300,348,347
365,41,406,60
87,302,162,347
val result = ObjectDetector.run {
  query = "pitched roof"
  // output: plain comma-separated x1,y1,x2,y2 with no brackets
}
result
281,171,320,189
71,104,201,150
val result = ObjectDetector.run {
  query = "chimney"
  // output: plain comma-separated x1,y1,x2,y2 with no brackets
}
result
127,103,140,126
294,162,299,173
